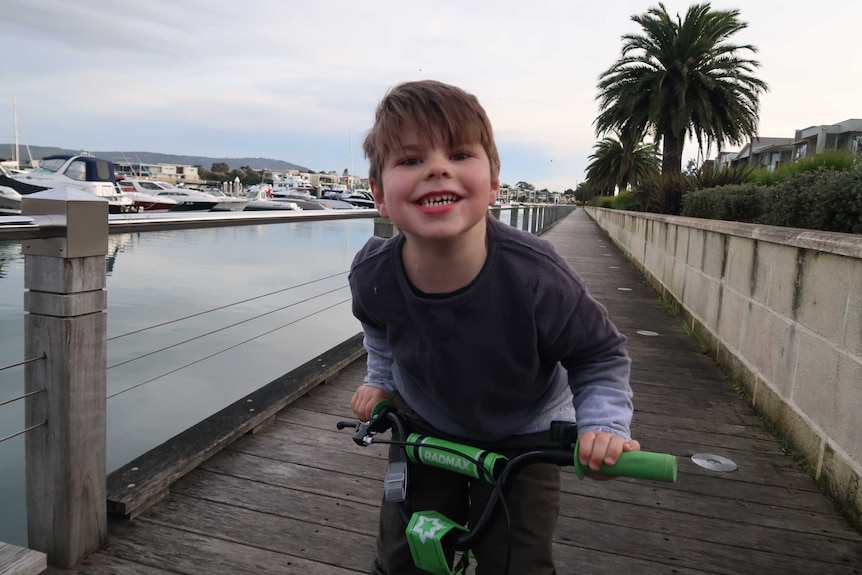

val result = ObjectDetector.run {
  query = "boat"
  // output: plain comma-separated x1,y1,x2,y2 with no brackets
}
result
269,191,327,210
243,188,302,211
0,166,22,214
2,154,136,213
116,179,180,212
341,190,377,209
205,189,251,212
315,198,359,210
119,179,220,211
0,184,22,215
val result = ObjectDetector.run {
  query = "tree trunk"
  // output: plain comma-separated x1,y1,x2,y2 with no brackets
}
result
661,130,684,175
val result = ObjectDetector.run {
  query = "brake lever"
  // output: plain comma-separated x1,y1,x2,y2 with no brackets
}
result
337,400,398,446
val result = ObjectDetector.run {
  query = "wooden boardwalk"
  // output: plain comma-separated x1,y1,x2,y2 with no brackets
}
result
50,210,862,575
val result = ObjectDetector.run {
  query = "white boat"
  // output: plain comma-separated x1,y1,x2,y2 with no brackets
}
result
315,198,359,210
0,165,22,214
116,182,179,212
120,179,220,211
341,190,376,209
243,188,302,211
0,184,21,215
205,189,251,212
3,154,135,213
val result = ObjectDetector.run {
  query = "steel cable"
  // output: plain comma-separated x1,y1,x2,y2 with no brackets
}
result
107,270,349,342
0,421,46,445
107,284,350,371
107,296,352,399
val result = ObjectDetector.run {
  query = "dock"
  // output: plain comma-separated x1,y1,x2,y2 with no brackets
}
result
46,209,862,574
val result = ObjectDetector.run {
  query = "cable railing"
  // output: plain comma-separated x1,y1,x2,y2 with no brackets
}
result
0,421,46,445
106,284,352,398
0,353,45,373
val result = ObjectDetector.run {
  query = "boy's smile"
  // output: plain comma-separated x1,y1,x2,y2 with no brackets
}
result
371,126,500,245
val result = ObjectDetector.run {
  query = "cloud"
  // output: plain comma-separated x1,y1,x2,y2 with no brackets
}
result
2,0,861,189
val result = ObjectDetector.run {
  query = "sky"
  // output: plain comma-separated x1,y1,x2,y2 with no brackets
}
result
1,0,860,192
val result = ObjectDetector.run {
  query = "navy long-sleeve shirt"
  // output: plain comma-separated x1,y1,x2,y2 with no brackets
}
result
349,216,633,442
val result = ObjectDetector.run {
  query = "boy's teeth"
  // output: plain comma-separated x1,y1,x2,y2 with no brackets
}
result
421,195,457,207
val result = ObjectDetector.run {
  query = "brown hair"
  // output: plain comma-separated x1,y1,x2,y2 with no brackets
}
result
363,80,500,186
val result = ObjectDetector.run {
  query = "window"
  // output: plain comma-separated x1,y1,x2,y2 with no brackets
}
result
65,161,87,181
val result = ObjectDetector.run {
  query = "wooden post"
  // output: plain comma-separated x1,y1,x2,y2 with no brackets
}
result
510,206,519,229
23,188,108,568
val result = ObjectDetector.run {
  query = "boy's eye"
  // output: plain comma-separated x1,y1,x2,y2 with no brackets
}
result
397,157,421,166
451,151,472,161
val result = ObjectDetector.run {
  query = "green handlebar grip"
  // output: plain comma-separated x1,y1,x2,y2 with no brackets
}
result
370,399,394,420
573,440,677,482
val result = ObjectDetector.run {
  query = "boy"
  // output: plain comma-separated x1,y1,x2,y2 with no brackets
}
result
349,80,639,574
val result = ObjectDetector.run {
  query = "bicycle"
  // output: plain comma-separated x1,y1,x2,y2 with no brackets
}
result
337,400,678,575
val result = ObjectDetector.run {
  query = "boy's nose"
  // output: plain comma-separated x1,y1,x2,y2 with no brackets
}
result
425,154,452,179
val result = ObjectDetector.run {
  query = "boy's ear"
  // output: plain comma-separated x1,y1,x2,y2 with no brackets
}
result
488,167,501,206
370,179,389,218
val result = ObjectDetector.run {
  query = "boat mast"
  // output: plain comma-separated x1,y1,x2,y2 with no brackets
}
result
13,97,20,170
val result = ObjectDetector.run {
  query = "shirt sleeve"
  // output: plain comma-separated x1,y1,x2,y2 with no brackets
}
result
554,283,634,440
361,322,396,392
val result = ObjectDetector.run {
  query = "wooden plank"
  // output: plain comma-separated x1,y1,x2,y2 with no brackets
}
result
105,334,365,518
42,553,178,574
555,487,862,566
554,512,860,575
136,494,375,572
198,449,382,507
0,543,47,575
169,469,380,537
99,519,364,575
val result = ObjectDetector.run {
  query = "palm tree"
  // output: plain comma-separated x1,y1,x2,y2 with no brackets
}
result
595,3,768,175
586,134,661,195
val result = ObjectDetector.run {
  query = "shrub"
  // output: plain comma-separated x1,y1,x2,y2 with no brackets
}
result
681,184,765,222
694,164,755,189
629,173,697,215
751,150,860,186
762,167,862,234
592,192,635,210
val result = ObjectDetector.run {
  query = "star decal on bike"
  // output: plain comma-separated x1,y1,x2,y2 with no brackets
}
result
412,515,446,544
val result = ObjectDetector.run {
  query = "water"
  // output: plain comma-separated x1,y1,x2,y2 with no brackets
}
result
0,217,374,546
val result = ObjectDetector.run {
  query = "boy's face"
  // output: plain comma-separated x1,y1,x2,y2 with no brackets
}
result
371,126,499,242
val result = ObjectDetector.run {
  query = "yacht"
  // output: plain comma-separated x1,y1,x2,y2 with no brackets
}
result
0,166,22,214
2,154,135,213
120,179,220,211
117,179,180,212
243,188,302,211
205,189,251,212
0,184,22,215
341,190,377,209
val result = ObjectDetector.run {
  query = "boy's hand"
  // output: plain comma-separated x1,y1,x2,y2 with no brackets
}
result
578,430,641,480
351,385,390,421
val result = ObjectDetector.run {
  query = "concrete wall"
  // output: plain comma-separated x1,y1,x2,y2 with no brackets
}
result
586,207,862,527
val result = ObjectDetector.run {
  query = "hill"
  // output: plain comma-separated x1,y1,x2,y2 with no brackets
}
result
0,144,312,173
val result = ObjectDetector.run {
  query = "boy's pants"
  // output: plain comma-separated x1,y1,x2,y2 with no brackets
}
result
371,395,561,575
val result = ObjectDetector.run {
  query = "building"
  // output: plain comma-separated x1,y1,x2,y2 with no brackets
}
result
114,161,201,183
731,137,794,171
793,119,862,160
